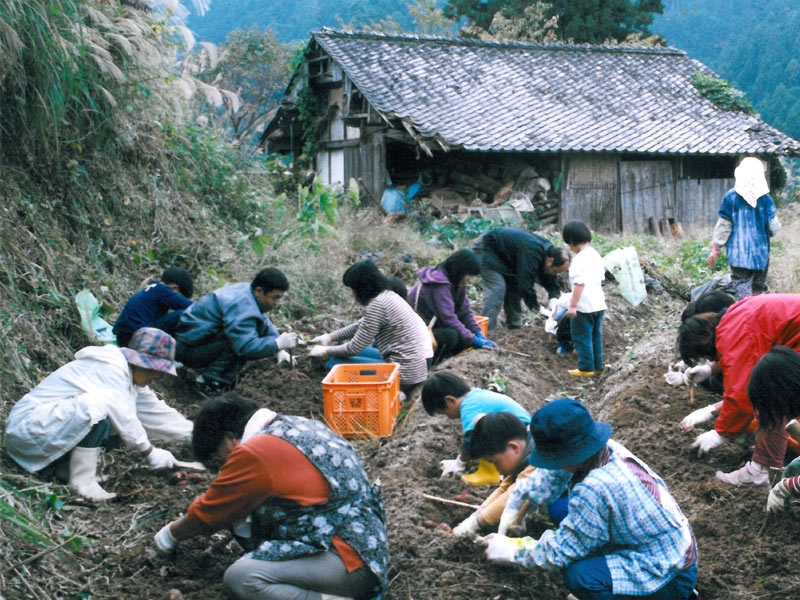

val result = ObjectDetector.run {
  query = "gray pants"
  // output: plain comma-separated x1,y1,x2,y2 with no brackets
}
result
473,233,523,333
729,263,769,300
223,549,378,600
480,267,524,333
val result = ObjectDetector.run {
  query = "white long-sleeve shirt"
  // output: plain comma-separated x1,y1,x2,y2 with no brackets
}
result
4,345,190,471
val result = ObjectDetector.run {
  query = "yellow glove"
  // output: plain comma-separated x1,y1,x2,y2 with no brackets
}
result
476,534,537,564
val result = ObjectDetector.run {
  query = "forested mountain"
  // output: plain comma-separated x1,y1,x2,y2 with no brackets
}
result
653,0,800,141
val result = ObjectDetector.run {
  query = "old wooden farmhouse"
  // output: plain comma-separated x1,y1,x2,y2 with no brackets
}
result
264,29,800,234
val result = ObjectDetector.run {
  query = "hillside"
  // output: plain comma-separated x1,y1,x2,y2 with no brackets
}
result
2,200,800,599
3,1,800,598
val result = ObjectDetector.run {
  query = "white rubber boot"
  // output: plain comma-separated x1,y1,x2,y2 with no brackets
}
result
320,595,353,600
68,447,116,501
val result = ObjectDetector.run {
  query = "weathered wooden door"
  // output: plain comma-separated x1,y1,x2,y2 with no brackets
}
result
561,155,619,233
620,161,675,234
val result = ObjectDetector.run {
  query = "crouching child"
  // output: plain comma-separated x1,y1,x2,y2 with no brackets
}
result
476,399,698,600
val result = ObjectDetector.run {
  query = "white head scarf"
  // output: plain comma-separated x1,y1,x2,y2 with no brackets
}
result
734,157,770,208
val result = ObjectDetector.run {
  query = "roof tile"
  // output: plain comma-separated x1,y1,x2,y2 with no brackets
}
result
311,30,800,156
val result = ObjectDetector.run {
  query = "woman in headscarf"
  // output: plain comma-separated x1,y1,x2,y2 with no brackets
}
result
707,156,781,299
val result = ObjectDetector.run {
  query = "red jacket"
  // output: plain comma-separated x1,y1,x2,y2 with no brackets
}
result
715,294,800,437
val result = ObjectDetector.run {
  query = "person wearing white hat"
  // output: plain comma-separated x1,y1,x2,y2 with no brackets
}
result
4,327,192,501
707,156,781,299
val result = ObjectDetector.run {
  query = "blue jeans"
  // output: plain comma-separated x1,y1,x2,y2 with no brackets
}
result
564,556,697,600
325,346,384,370
570,310,604,372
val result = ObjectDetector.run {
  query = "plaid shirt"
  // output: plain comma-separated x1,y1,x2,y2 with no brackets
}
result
510,440,695,596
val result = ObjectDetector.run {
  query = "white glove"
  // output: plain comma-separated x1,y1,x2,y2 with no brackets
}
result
681,404,717,431
664,370,686,386
440,456,466,478
146,447,177,470
275,332,297,350
154,523,178,553
476,534,519,564
311,333,332,346
548,298,559,312
308,345,329,358
544,317,558,335
276,349,296,367
684,364,713,385
767,480,793,513
453,512,481,538
691,430,725,456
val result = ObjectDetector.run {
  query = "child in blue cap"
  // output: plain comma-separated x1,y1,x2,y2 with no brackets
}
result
476,398,698,600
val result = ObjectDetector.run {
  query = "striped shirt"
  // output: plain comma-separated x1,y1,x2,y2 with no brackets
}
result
328,290,430,386
510,440,695,596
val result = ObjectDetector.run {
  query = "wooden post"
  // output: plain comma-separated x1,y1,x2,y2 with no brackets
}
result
358,178,387,216
648,216,660,237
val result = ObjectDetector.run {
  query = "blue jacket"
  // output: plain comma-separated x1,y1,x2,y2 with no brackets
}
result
113,281,192,337
176,282,280,359
408,265,479,344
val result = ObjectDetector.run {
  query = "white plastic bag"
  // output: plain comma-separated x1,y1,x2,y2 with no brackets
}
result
603,247,647,307
75,289,116,343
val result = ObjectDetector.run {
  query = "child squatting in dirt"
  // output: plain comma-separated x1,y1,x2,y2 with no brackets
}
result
474,399,698,600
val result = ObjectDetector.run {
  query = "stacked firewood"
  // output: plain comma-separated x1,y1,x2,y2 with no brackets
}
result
417,165,561,225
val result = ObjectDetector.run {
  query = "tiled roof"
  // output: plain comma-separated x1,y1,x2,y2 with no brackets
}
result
311,29,800,156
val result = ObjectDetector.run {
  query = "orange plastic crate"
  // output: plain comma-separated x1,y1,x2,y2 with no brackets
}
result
475,315,489,336
322,363,401,438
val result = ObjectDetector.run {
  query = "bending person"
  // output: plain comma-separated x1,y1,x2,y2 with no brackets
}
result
309,260,431,396
153,394,388,600
748,347,800,513
421,372,532,519
175,268,297,394
677,293,800,485
477,398,697,600
472,227,569,334
4,328,191,501
409,248,496,363
113,266,194,348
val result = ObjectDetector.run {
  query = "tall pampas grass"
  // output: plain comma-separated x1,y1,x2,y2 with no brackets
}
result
0,0,235,181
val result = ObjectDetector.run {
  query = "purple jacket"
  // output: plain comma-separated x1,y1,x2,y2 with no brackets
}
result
408,266,480,344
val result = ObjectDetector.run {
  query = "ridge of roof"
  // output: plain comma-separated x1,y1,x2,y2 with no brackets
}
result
312,27,687,57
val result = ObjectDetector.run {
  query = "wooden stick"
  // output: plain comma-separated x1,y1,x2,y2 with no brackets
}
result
12,568,41,600
502,349,532,358
358,178,387,216
689,383,695,405
422,493,481,510
2,535,79,575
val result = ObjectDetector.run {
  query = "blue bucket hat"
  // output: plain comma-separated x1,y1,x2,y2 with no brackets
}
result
528,398,612,470
120,327,178,375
